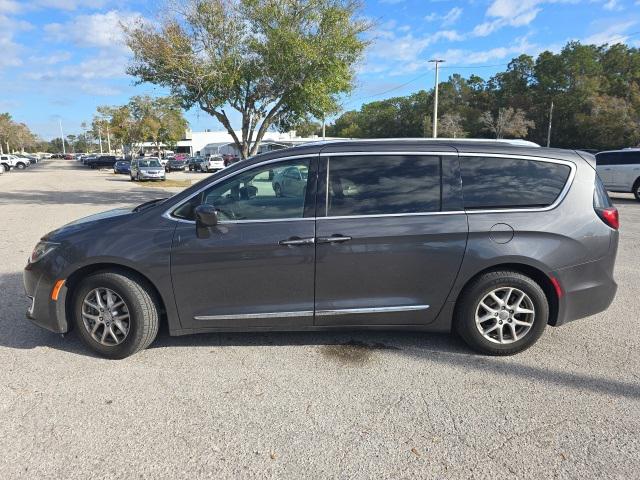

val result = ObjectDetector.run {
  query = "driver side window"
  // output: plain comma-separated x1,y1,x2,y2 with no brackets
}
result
172,158,312,221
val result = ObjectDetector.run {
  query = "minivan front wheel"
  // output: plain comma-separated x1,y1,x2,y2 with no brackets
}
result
72,271,159,359
454,271,548,355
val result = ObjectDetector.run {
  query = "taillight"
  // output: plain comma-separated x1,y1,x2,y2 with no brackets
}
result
595,207,619,230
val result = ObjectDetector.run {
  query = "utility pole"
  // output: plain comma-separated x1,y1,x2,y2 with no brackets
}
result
98,125,103,154
546,101,554,148
58,119,66,155
428,59,445,138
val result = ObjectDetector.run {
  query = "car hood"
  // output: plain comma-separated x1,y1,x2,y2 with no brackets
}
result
44,208,133,241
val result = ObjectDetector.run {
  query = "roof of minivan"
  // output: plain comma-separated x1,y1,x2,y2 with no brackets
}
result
247,138,583,164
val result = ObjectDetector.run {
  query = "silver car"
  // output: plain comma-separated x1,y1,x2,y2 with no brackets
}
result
271,165,308,197
130,158,166,182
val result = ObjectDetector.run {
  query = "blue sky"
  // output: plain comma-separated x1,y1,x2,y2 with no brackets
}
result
1,0,639,139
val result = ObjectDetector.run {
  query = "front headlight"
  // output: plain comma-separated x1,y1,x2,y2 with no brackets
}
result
29,241,59,263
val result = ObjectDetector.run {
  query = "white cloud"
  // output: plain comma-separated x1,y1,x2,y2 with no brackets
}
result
602,0,620,10
583,20,637,44
29,51,72,65
425,7,464,27
368,29,464,64
0,0,23,14
442,7,463,27
45,10,140,50
428,36,541,68
472,0,579,37
0,14,32,68
34,0,108,11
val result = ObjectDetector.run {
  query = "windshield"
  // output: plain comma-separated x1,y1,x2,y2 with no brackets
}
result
138,160,161,167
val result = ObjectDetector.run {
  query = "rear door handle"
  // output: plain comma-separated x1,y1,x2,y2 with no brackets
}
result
317,235,352,244
279,236,315,246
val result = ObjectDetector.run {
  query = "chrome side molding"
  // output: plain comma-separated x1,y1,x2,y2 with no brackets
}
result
194,304,429,321
315,305,429,316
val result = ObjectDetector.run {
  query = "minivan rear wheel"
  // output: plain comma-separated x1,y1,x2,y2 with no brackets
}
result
72,271,159,359
454,271,548,355
633,178,640,201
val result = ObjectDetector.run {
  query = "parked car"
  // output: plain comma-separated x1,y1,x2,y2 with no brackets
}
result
200,155,226,172
0,156,11,172
130,158,166,181
86,155,117,169
0,154,30,170
595,149,640,201
272,165,308,197
187,156,204,171
113,160,131,175
166,157,187,172
23,139,619,358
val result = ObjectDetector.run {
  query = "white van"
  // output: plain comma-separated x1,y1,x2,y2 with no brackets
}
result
596,149,640,201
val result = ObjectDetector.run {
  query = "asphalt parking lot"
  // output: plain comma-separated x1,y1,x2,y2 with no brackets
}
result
0,160,638,479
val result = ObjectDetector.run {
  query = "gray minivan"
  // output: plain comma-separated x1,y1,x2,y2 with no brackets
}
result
24,140,619,358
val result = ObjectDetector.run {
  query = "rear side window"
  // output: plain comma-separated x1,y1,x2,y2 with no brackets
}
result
326,155,441,216
461,157,571,210
593,174,613,208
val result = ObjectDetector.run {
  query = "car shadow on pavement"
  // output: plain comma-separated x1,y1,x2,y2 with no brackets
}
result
104,175,136,182
611,197,638,205
0,189,162,206
2,269,639,400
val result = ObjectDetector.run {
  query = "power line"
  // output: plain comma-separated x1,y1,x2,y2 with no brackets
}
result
342,62,509,106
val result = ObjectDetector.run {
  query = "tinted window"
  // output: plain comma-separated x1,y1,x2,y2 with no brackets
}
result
173,158,311,221
597,151,640,166
326,155,441,216
461,157,571,209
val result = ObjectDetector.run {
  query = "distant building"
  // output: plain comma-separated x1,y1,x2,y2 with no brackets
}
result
138,129,341,158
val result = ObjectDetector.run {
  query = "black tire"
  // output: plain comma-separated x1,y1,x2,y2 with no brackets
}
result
454,271,548,355
633,178,640,202
16,162,26,170
72,271,159,359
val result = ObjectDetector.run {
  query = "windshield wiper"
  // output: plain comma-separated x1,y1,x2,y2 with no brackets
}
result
133,198,168,212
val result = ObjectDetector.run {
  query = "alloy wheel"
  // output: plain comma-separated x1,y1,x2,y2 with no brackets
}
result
81,287,131,346
475,287,535,344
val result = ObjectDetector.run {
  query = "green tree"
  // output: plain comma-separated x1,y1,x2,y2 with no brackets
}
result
124,0,369,159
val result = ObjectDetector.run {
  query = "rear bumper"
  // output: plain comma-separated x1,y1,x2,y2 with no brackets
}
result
23,262,70,334
553,249,618,326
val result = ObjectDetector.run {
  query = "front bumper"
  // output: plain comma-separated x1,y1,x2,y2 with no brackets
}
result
139,171,165,179
23,261,70,334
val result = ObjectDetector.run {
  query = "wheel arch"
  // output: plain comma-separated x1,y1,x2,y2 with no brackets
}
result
452,262,559,326
64,263,168,329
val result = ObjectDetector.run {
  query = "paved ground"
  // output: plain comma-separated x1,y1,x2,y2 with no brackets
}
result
0,160,638,479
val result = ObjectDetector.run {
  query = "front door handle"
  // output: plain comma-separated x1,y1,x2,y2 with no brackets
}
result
279,236,315,246
317,235,352,244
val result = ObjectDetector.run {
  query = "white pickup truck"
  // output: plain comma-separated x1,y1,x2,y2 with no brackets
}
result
0,154,31,172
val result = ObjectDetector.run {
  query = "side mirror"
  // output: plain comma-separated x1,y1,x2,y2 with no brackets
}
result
195,204,218,238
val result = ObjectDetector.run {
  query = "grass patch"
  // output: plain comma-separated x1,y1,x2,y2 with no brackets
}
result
138,179,193,188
